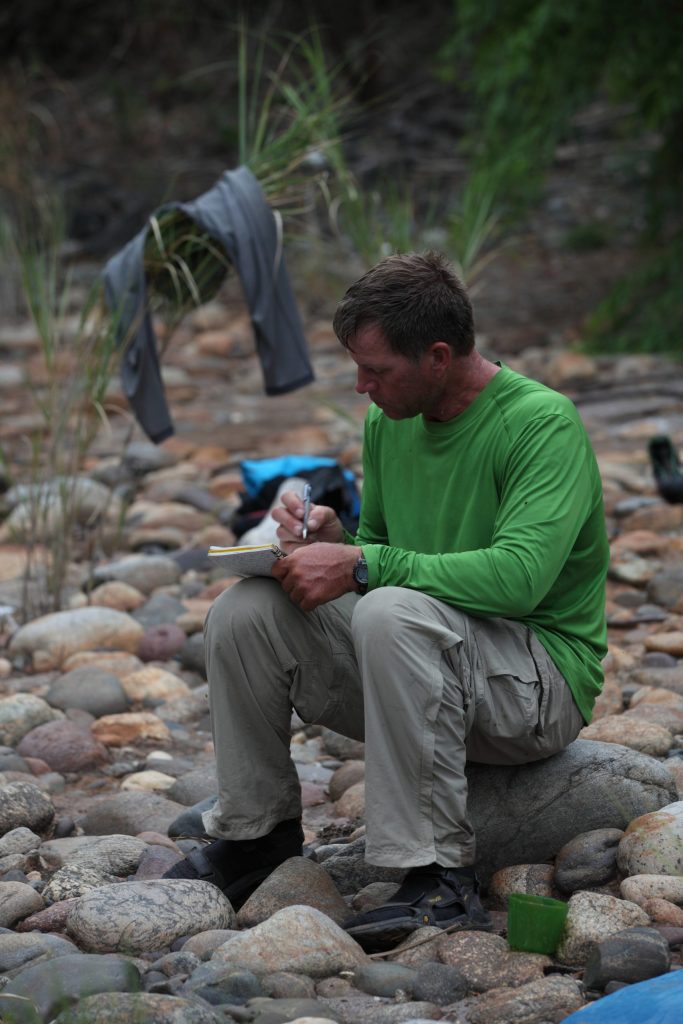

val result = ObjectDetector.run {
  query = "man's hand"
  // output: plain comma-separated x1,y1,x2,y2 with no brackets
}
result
271,490,345,552
272,542,361,611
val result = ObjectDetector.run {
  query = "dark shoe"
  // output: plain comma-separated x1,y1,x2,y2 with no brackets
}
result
649,435,683,504
162,818,304,910
343,864,492,952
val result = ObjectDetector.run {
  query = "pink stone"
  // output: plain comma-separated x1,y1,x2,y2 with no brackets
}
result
17,719,108,773
137,623,187,662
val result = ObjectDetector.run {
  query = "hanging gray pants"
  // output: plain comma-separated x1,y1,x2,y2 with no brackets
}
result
202,578,584,867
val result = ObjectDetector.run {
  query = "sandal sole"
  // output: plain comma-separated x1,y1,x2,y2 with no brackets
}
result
346,914,492,953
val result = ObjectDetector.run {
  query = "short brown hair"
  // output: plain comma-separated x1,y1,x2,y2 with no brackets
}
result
333,251,475,360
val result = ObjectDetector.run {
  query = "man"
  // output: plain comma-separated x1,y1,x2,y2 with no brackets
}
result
165,251,609,951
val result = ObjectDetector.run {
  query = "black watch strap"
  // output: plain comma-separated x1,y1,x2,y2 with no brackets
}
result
352,553,369,595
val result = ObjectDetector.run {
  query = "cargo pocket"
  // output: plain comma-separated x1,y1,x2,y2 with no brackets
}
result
473,623,543,740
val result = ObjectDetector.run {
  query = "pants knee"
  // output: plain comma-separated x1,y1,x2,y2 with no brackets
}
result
350,586,421,649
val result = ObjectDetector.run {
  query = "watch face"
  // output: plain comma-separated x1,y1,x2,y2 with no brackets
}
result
354,557,369,586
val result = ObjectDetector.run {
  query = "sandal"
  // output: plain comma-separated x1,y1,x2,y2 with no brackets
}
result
344,866,492,952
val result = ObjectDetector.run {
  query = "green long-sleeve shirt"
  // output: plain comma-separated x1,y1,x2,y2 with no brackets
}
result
354,365,609,723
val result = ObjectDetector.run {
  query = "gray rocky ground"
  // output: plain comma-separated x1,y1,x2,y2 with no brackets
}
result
1,224,683,1020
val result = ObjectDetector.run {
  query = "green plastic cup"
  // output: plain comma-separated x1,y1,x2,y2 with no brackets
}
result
507,893,568,954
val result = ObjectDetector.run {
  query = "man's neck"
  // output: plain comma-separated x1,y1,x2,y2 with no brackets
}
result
424,352,500,422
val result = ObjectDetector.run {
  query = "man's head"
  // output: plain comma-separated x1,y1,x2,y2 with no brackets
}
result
332,250,475,361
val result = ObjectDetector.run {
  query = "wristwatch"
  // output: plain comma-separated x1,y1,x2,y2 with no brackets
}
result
352,553,369,595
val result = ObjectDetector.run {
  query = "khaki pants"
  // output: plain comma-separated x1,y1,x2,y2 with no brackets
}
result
203,579,584,867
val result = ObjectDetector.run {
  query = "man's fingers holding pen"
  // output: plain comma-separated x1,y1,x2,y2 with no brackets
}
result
272,490,317,543
272,491,344,546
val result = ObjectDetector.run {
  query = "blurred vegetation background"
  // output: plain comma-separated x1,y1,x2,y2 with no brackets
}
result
1,0,682,354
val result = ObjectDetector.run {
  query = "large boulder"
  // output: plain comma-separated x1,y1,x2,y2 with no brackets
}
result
326,741,681,888
467,740,677,881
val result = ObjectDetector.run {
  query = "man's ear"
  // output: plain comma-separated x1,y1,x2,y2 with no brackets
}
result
429,341,452,374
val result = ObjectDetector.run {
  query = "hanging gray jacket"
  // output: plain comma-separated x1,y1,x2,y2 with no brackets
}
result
103,166,314,443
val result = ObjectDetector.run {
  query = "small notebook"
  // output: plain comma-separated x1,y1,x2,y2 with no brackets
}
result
207,543,286,577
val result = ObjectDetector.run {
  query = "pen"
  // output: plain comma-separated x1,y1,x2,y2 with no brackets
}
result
301,483,312,540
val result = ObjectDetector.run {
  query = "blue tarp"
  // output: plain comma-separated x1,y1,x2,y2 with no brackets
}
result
563,970,683,1024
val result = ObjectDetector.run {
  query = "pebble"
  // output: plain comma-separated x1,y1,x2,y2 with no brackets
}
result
92,554,182,594
583,925,671,990
554,829,624,893
624,701,683,735
134,842,182,879
334,780,366,818
17,718,109,772
9,606,144,672
647,567,683,609
0,880,45,926
166,767,217,805
617,800,683,876
556,890,650,965
133,593,189,629
579,714,673,756
413,961,469,1004
179,633,207,676
121,769,177,792
641,896,683,926
12,902,72,941
328,760,366,802
211,905,369,976
183,959,264,1000
91,710,171,745
237,856,351,928
54,991,224,1023
348,961,418,997
138,623,189,661
0,692,62,746
320,837,405,895
125,440,179,475
0,827,40,857
0,930,76,971
120,665,191,702
66,879,236,954
0,780,55,835
630,686,683,709
488,863,555,907
378,928,445,968
0,952,142,1023
77,791,186,837
46,667,130,717
447,975,583,1024
262,972,318,999
89,579,147,610
620,873,683,907
51,834,147,874
350,880,401,912
628,665,683,695
645,631,683,657
180,929,241,959
319,997,441,1023
62,650,144,676
437,931,550,992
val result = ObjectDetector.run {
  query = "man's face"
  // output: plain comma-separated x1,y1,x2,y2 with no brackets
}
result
347,323,443,420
